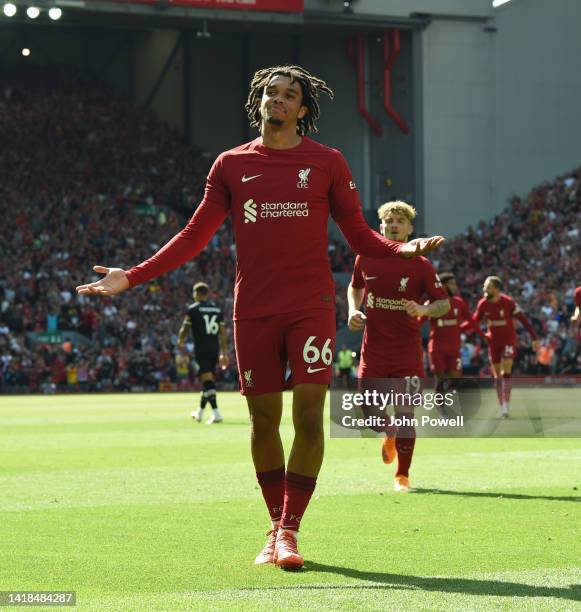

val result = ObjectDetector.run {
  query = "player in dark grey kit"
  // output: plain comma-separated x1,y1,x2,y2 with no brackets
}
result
178,282,229,424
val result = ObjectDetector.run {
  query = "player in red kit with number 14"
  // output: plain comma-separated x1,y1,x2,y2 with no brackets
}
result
76,66,445,569
473,276,539,418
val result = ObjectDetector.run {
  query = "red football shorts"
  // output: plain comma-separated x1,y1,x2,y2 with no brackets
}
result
429,348,462,375
234,309,335,395
357,369,424,434
488,342,517,364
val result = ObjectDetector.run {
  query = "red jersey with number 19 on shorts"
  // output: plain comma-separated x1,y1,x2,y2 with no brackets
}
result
351,255,447,374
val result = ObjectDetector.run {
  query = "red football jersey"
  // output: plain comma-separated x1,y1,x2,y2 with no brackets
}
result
127,137,402,320
473,294,520,344
428,294,472,353
351,255,448,369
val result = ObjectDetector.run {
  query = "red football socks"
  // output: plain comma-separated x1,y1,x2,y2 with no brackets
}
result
280,471,317,531
256,466,285,522
395,422,416,478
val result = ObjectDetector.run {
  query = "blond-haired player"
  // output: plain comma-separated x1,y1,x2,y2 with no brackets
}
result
348,201,449,491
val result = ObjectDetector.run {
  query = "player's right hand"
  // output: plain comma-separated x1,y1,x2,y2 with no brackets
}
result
348,310,367,331
76,266,129,296
400,236,445,258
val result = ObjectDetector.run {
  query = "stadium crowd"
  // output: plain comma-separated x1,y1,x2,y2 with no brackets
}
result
0,70,579,393
432,171,581,376
0,69,226,392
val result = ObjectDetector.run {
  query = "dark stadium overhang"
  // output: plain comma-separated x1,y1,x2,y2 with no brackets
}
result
0,1,433,33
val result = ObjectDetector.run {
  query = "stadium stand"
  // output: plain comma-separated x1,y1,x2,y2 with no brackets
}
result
433,170,581,375
0,69,228,391
0,70,579,392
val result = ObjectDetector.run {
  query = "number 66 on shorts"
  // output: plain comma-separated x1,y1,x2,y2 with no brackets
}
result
234,309,336,395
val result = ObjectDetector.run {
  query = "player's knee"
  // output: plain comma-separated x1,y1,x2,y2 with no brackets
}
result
294,410,324,441
249,411,279,440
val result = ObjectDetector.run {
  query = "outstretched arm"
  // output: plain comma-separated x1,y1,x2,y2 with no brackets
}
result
77,152,230,297
329,149,444,259
334,210,445,259
76,201,227,296
470,303,490,343
126,202,227,287
334,210,401,258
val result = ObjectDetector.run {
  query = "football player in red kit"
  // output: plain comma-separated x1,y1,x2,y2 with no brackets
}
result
347,201,450,492
76,66,445,569
473,276,539,418
427,272,485,399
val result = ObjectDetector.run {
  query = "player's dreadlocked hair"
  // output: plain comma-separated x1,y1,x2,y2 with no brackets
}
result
245,65,334,136
438,272,456,285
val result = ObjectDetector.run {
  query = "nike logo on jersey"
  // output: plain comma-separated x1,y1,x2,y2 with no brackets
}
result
365,276,378,280
241,174,262,183
307,366,327,374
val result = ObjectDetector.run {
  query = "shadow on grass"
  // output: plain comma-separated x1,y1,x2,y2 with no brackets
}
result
413,488,581,503
249,563,581,602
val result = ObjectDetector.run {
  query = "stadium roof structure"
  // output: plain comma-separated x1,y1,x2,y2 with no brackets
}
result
0,0,500,42
0,0,494,33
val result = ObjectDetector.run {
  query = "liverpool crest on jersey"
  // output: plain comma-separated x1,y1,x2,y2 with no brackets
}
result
398,277,409,292
297,168,311,189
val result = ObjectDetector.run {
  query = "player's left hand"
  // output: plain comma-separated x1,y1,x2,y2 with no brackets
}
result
400,236,445,258
402,299,428,317
531,340,540,352
218,353,229,370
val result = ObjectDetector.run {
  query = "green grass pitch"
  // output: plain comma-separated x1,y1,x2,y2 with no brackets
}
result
0,392,580,611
